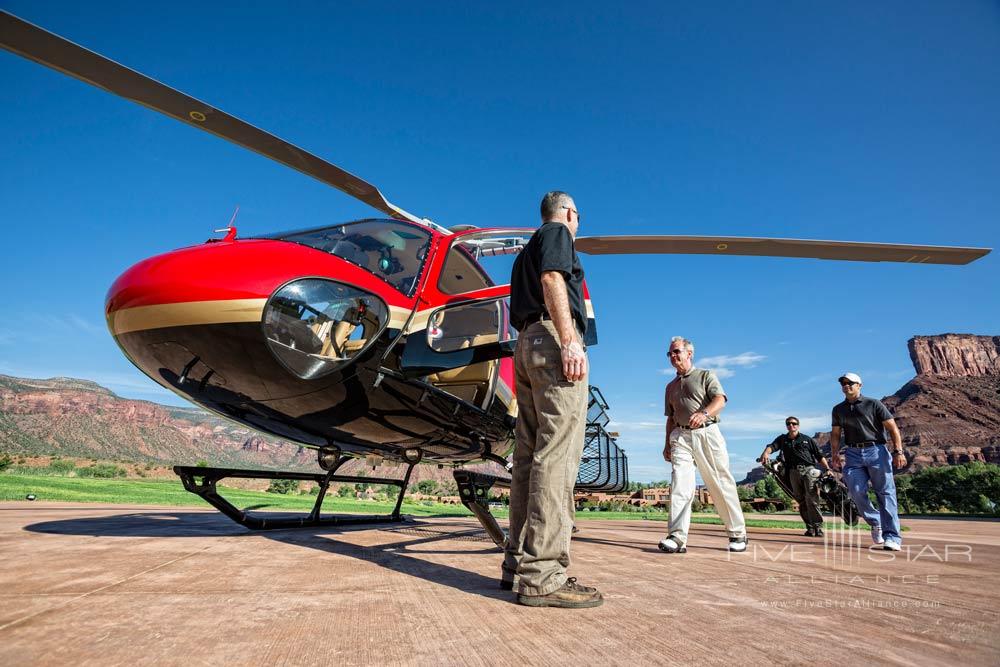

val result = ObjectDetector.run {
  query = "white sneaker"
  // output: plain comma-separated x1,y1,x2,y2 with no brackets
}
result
883,539,902,552
871,526,884,545
728,536,748,552
657,536,687,553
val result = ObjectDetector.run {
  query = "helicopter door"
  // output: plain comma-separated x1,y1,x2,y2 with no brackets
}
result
400,292,516,410
399,229,531,410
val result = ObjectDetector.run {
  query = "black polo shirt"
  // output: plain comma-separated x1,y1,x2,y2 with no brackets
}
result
770,433,823,468
832,395,893,445
510,222,587,335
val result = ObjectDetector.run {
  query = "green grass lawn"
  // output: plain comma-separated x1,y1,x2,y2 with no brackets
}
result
0,473,880,530
0,474,470,517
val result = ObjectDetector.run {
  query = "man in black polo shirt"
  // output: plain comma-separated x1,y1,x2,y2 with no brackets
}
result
501,190,601,608
830,372,907,551
759,417,829,537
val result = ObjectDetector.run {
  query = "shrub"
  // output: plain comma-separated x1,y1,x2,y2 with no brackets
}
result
77,464,127,478
47,459,76,475
266,478,299,494
195,460,210,468
0,455,12,472
337,485,353,497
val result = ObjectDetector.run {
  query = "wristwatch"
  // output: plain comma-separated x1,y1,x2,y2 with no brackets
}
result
700,410,710,419
892,449,904,455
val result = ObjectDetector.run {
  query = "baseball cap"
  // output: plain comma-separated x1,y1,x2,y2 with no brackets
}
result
838,372,862,384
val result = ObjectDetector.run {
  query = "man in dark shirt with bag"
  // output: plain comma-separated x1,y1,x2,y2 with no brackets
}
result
501,190,602,608
759,417,830,536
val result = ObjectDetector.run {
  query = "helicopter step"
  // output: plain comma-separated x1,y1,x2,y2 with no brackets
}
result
174,457,417,530
454,469,511,548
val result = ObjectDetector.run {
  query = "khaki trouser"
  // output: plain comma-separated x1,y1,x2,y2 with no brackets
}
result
789,465,824,526
502,320,588,596
667,423,745,543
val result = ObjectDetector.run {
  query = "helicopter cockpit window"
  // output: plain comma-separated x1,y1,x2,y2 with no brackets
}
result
257,220,432,297
438,230,532,295
262,279,388,380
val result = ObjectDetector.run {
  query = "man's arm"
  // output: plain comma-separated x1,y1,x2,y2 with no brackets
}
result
758,445,773,465
884,418,906,470
807,436,828,470
664,416,675,462
829,425,842,471
540,270,586,382
688,394,727,428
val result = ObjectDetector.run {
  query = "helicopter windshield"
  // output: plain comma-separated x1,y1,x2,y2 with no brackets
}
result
257,220,433,297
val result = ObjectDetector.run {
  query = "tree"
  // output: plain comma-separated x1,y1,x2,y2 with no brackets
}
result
416,479,439,495
909,463,1000,514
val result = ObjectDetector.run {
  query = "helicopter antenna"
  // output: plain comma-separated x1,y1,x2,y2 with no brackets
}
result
213,205,239,241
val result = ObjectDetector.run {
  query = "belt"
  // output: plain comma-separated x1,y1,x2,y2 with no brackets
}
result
520,313,584,337
520,312,552,330
676,423,712,430
845,441,881,448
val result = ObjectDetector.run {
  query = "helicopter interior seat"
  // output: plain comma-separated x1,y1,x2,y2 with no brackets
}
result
424,305,499,405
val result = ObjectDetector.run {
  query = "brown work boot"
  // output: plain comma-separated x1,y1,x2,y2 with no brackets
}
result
516,577,603,608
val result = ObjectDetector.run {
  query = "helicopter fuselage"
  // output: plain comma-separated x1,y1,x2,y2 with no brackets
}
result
105,220,581,464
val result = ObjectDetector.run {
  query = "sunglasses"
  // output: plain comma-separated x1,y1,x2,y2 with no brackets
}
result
839,380,859,387
560,205,581,221
668,349,685,356
786,422,799,426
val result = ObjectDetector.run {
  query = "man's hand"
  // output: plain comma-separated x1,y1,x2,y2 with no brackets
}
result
561,340,588,382
688,410,708,428
830,454,843,472
758,455,769,466
662,445,671,462
892,451,907,470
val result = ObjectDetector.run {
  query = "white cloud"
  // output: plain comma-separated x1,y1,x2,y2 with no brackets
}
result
719,411,827,434
698,351,766,378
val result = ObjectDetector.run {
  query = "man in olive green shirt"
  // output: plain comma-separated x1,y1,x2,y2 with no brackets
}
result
659,336,748,553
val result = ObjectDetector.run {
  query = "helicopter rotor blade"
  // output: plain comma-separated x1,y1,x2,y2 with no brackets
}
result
574,235,990,265
0,10,424,225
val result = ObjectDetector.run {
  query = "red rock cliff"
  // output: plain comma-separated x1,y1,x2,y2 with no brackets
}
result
908,334,1000,377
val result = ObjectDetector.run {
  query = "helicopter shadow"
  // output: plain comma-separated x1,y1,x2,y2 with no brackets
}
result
25,510,512,602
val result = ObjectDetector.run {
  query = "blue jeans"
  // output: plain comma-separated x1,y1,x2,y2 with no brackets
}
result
843,444,901,542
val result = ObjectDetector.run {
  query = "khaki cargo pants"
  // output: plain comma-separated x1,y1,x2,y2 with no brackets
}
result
502,320,588,596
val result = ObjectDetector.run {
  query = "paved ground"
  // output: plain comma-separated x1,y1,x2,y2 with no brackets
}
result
1,503,997,666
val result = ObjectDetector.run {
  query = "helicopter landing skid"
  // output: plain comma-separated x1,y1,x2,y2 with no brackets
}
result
174,460,417,530
453,469,510,548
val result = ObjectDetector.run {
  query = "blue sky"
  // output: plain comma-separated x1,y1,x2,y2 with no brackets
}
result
2,1,998,482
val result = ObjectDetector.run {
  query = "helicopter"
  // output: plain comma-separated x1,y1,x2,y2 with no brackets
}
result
2,11,990,543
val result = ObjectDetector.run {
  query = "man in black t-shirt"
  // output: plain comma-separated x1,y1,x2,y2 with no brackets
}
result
830,372,907,551
501,190,601,609
759,417,829,536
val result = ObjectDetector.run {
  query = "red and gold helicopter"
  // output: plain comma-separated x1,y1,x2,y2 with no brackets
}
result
2,11,990,541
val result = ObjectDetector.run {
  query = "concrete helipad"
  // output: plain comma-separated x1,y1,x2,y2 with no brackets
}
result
1,503,998,666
